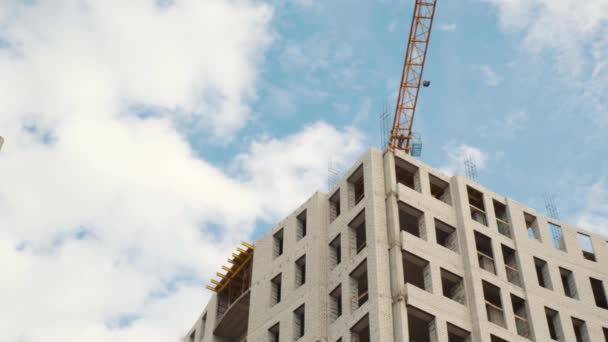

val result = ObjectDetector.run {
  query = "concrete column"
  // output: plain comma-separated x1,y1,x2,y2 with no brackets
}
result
383,151,408,342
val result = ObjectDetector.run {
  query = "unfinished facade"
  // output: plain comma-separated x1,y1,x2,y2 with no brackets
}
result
184,148,608,342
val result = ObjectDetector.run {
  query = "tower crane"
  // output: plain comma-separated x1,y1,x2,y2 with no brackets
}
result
388,0,437,156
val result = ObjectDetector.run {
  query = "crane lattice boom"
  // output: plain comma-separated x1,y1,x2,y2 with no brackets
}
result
389,0,437,154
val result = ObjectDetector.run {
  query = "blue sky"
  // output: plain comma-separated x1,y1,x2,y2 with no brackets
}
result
250,0,608,232
0,0,606,341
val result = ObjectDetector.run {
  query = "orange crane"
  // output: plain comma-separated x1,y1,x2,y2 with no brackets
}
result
388,0,437,156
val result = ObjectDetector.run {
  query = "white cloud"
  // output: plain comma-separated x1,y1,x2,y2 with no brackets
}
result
576,180,608,236
0,1,366,341
0,0,273,140
438,23,457,32
477,64,503,87
485,0,608,121
439,144,488,176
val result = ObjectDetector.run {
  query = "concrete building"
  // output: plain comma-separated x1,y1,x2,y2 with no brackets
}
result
185,148,608,342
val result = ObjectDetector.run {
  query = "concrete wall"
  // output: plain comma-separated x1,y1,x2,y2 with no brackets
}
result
184,147,608,342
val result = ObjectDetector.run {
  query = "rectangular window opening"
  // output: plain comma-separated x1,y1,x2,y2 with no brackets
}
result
395,157,420,192
293,304,305,340
577,233,596,261
296,210,307,240
329,190,341,223
403,251,432,292
399,202,425,239
571,317,590,342
549,222,566,251
271,274,282,306
435,219,458,252
525,213,540,240
201,313,207,339
501,245,520,287
511,294,530,339
329,234,342,268
493,200,511,238
350,260,368,311
441,268,465,305
602,327,608,341
273,229,284,258
534,257,552,289
483,280,506,328
329,285,342,322
429,174,451,205
490,335,508,342
350,314,370,342
475,231,496,274
545,307,563,341
348,165,364,207
349,210,367,255
590,277,608,310
407,305,437,342
268,323,280,342
447,323,470,342
295,255,306,287
188,330,196,342
467,186,487,226
559,267,577,299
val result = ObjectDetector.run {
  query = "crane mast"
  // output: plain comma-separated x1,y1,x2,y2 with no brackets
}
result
389,0,437,155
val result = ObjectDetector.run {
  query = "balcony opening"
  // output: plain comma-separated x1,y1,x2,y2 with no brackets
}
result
329,190,341,223
511,294,530,339
435,219,458,252
329,234,342,268
525,213,540,240
483,280,505,328
403,251,432,292
296,210,307,240
549,222,566,251
350,260,368,311
211,244,254,341
571,317,590,342
349,210,367,255
329,285,342,321
475,231,496,274
407,305,437,342
534,257,552,289
501,245,520,287
467,186,487,226
441,268,465,305
490,335,508,342
559,267,577,299
395,157,420,192
577,233,596,261
429,174,451,205
603,327,608,341
270,274,282,306
268,323,280,342
399,202,425,239
493,200,511,238
273,229,284,258
545,307,563,341
348,165,364,207
293,304,305,340
188,329,195,342
295,255,306,287
590,277,608,310
447,323,470,342
350,314,370,342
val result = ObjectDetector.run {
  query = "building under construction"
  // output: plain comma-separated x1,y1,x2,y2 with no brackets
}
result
184,148,608,342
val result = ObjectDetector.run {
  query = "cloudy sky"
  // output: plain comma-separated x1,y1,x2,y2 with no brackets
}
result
0,0,606,341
